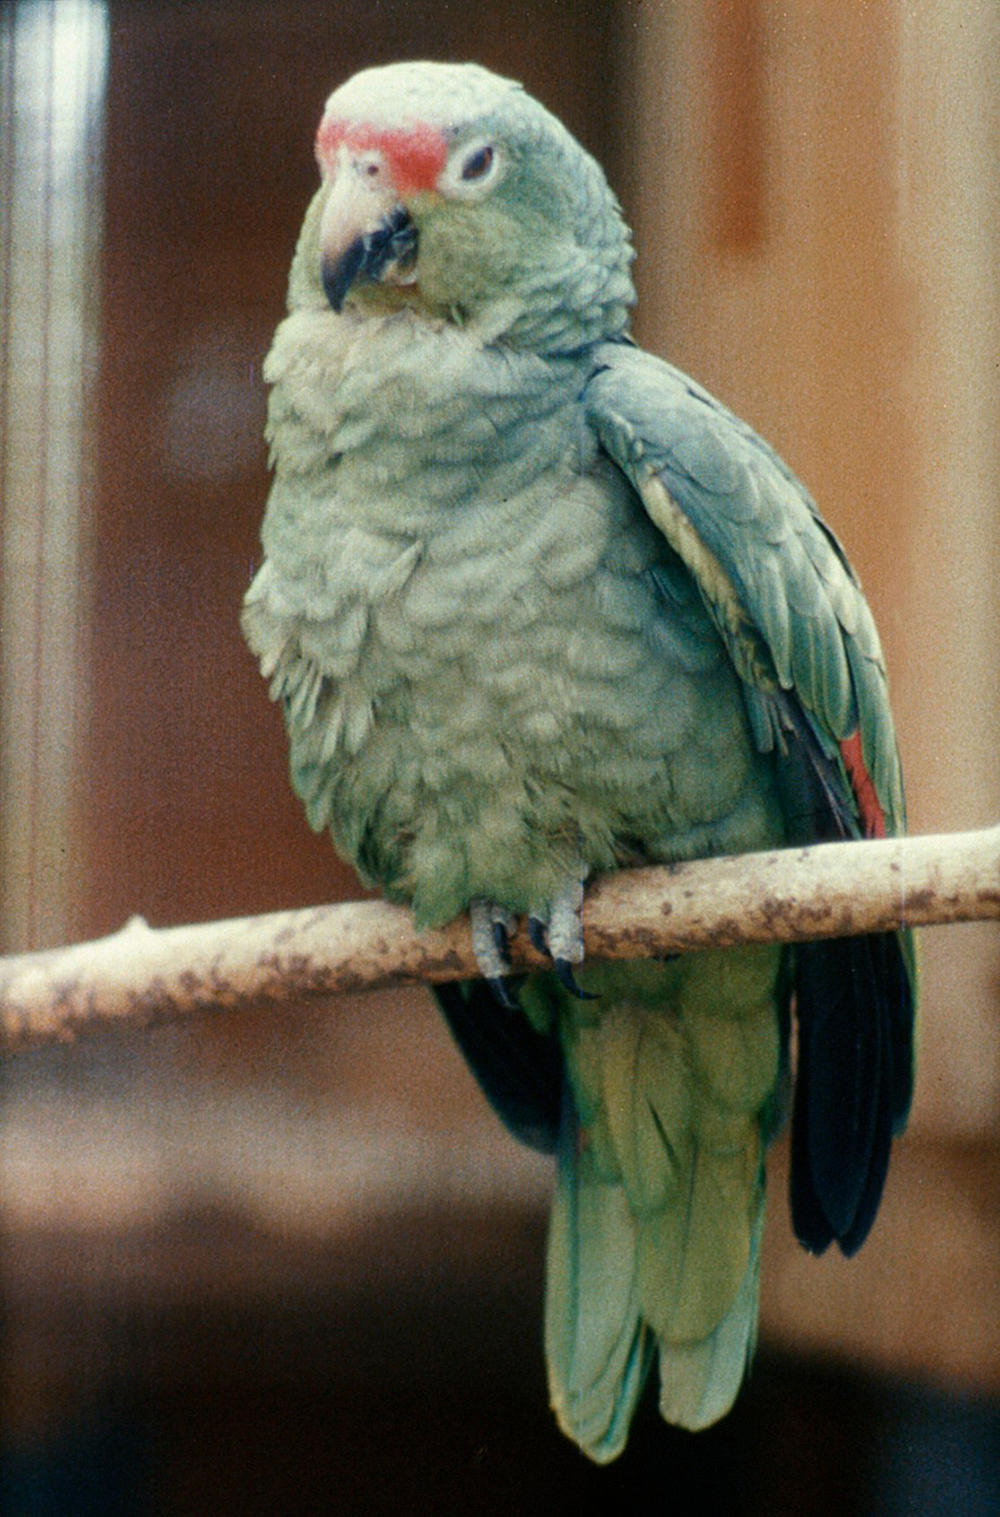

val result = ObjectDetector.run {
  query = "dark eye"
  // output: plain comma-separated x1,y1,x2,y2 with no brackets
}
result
461,144,494,182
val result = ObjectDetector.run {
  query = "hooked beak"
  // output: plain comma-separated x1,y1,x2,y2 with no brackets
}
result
319,154,418,312
321,205,417,312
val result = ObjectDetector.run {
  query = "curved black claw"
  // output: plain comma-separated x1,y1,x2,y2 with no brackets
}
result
528,916,549,956
487,975,522,1011
470,900,520,1006
553,957,598,1001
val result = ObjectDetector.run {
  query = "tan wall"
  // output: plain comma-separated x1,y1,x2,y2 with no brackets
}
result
628,0,1000,1383
628,0,1000,1139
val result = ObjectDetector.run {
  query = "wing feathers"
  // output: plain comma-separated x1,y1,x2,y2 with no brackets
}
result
586,344,917,1265
434,981,563,1153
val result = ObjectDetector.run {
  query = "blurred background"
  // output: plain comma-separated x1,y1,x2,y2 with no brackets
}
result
1,1,999,1511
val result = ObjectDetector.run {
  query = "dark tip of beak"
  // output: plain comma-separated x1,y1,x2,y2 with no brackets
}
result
321,205,418,313
322,238,367,313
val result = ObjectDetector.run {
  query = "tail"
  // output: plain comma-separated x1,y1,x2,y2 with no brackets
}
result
790,931,915,1255
544,1092,654,1463
546,972,777,1459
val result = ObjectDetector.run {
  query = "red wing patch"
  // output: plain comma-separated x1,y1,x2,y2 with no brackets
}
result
316,119,448,195
840,729,887,839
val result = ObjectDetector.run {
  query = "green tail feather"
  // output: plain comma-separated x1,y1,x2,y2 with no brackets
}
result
634,1137,762,1343
544,1099,655,1463
545,957,780,1459
656,1201,765,1431
545,1093,767,1455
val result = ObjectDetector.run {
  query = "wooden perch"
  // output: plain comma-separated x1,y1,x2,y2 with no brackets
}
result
0,825,998,1055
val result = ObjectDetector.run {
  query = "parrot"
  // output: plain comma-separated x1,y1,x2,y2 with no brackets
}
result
242,60,916,1462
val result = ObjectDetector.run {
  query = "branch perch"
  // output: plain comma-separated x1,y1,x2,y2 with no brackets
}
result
1,825,998,1055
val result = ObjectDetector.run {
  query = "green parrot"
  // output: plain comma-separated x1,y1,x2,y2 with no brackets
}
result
243,61,915,1461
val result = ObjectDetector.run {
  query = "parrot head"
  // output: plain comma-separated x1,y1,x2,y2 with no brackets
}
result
292,60,636,351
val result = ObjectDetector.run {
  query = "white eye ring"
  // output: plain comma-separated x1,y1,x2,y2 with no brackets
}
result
441,136,504,197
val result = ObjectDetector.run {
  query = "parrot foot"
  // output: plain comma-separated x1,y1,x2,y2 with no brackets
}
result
527,866,597,1002
470,899,521,1008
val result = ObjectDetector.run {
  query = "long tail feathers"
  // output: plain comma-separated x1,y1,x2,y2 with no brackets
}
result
657,1201,764,1432
546,1089,765,1459
790,931,915,1255
545,1095,654,1463
438,913,914,1464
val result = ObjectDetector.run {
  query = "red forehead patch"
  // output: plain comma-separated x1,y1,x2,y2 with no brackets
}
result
315,118,448,194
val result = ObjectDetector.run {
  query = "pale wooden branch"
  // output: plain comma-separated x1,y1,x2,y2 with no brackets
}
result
1,825,998,1055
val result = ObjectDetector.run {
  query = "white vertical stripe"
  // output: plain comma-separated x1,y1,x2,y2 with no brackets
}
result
0,0,108,950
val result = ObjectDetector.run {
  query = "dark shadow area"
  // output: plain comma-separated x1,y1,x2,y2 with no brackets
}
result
1,1205,997,1516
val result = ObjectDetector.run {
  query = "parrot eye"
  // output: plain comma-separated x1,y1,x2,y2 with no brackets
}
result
461,144,494,181
441,137,503,197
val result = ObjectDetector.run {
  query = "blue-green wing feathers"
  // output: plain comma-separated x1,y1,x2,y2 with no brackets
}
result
586,345,916,1258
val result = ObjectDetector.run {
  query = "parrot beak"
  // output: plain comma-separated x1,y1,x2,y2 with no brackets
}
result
319,151,418,312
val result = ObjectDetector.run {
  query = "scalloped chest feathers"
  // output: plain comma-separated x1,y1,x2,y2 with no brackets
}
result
242,309,774,914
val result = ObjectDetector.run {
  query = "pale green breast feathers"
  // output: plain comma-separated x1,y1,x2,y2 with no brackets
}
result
242,310,777,926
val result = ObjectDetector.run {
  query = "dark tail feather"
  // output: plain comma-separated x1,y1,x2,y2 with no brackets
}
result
790,931,913,1256
879,930,916,1132
772,700,916,1255
434,980,564,1154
